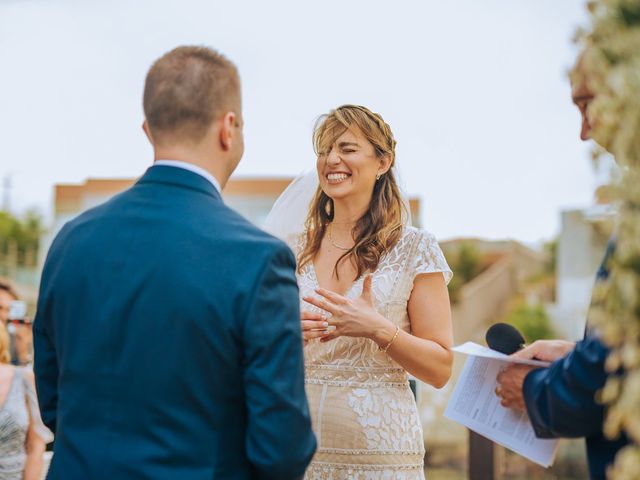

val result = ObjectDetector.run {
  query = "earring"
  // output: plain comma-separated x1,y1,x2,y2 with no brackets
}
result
376,173,382,181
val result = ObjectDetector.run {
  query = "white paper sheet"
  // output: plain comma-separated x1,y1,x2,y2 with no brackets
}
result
452,341,551,368
444,343,559,467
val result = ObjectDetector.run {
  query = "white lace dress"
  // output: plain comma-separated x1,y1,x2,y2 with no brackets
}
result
291,226,452,480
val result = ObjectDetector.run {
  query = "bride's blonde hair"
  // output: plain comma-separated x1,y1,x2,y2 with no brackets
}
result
297,105,407,279
0,325,10,364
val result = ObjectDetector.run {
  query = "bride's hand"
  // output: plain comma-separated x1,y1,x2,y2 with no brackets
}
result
303,275,393,343
301,311,330,346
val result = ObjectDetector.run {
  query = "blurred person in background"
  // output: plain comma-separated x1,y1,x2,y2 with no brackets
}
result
0,281,33,366
0,322,53,480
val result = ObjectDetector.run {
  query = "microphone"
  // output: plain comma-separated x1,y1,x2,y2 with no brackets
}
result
485,323,526,355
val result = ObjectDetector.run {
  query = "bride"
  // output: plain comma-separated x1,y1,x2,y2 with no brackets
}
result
265,105,453,479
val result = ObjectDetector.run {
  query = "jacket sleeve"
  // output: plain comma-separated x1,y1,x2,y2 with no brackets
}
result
242,243,317,479
33,252,60,434
523,335,609,439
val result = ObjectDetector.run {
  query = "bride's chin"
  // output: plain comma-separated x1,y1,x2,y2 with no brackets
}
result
323,183,352,194
322,187,350,200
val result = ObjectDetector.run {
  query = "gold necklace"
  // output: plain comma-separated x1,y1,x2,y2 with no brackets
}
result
328,223,353,251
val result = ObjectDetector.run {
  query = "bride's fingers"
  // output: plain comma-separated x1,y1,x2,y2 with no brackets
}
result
303,295,337,315
301,311,326,321
360,275,373,303
304,330,331,341
315,288,347,305
301,320,329,331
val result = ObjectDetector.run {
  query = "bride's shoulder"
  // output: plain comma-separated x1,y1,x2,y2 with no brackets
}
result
398,226,453,284
395,226,446,260
398,225,437,245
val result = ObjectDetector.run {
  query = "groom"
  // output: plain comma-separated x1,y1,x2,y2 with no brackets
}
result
33,46,316,479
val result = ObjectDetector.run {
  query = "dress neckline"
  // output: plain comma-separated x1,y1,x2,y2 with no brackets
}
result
302,226,412,296
309,260,363,298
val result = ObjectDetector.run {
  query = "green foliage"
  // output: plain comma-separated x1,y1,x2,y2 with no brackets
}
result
620,3,640,26
505,302,556,343
544,238,558,275
446,243,484,303
0,209,44,266
456,243,482,283
447,275,462,304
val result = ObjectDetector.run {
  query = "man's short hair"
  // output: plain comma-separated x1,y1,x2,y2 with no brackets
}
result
0,280,18,300
143,46,240,145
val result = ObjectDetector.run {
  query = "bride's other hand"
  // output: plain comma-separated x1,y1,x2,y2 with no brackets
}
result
301,311,330,346
303,275,394,343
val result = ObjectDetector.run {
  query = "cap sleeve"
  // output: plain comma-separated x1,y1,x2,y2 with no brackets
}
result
20,367,54,444
411,230,453,285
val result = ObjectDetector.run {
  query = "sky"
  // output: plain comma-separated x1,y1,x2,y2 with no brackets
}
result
0,0,598,243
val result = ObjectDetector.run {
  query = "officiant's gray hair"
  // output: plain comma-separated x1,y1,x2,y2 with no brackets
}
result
143,46,240,145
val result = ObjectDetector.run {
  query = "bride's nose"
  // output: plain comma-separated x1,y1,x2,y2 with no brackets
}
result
326,148,341,166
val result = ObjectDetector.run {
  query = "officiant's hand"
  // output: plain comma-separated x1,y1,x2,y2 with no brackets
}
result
496,341,574,406
512,339,576,363
300,311,330,346
303,275,393,343
496,364,537,412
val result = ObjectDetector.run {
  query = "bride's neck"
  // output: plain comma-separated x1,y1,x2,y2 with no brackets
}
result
331,197,369,228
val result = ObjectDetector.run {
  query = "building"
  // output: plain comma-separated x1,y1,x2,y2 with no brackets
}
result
547,204,615,339
41,175,421,267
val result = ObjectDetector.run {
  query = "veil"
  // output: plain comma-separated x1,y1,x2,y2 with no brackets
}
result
263,167,413,242
263,170,318,241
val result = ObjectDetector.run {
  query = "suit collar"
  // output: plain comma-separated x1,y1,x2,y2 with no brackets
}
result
153,160,222,193
137,165,222,201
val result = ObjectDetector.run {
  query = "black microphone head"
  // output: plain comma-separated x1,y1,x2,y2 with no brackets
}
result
485,323,526,355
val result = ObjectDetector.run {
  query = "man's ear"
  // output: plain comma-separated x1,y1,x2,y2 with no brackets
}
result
219,112,237,151
142,120,154,144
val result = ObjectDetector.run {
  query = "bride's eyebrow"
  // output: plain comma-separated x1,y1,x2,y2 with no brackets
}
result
338,142,359,148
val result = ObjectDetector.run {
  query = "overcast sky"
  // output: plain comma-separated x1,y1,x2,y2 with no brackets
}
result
0,0,596,243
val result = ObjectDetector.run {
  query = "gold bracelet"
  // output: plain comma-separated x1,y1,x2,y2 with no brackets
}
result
380,325,400,353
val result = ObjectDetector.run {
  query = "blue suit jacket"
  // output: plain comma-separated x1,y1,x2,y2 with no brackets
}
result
523,242,628,479
33,166,317,479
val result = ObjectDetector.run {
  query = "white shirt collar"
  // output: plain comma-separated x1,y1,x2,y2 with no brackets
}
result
153,160,221,194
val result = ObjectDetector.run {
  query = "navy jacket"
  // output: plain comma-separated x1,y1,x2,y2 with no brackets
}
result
523,242,628,479
34,166,317,479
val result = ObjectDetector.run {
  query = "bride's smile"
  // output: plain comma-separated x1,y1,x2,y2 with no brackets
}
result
325,172,351,184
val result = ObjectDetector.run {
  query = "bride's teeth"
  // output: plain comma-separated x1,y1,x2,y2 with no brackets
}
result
327,173,349,182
